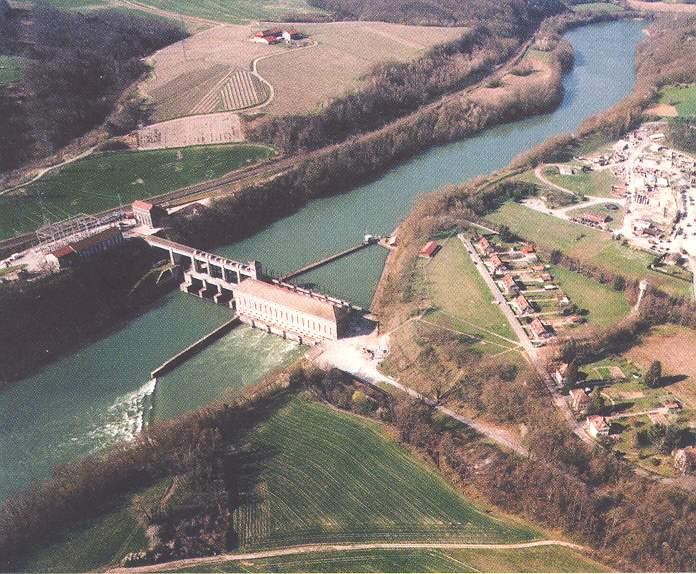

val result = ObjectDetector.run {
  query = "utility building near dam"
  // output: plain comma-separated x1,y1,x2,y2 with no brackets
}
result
234,279,350,342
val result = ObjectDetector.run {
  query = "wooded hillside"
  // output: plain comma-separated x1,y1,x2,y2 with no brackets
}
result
0,4,187,172
308,0,566,35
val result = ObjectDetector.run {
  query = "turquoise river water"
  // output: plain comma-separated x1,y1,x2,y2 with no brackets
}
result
0,20,645,502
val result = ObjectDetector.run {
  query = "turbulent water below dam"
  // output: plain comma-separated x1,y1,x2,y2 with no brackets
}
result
0,20,645,503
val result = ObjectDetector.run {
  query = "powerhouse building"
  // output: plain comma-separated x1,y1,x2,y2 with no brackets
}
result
234,279,350,342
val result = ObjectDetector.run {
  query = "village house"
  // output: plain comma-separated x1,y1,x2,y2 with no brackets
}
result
253,27,304,44
663,400,682,414
559,165,578,176
578,212,609,228
541,272,553,282
502,273,519,295
521,243,536,255
489,253,507,275
418,240,440,259
674,446,696,475
664,252,683,266
529,317,551,339
587,415,610,438
516,294,534,315
569,388,590,415
478,236,492,255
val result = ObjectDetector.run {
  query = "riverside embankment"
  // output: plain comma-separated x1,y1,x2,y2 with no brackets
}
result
0,19,645,504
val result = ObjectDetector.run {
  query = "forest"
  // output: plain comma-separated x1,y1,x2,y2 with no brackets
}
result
251,27,521,152
0,3,186,172
0,239,168,386
307,0,566,35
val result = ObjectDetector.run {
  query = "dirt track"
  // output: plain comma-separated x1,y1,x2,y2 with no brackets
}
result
107,540,589,573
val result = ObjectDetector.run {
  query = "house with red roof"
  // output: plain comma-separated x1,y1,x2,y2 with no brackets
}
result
418,241,440,259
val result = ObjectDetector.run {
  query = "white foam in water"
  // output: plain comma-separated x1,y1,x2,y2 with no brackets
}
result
84,378,157,450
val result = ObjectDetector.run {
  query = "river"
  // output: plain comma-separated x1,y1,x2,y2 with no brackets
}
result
0,19,645,503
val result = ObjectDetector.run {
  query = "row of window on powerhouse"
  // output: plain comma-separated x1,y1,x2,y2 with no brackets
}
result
236,295,337,337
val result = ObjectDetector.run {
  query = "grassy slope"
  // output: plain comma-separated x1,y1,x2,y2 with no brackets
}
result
659,84,696,117
174,546,609,573
550,265,631,327
0,55,25,85
0,144,273,240
487,202,693,298
133,0,328,23
19,481,168,572
543,167,616,198
423,238,518,347
233,397,538,549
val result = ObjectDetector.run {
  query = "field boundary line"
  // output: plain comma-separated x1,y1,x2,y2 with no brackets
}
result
1,145,99,196
108,540,589,573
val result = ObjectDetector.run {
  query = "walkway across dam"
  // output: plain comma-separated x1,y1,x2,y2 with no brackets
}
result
278,241,375,282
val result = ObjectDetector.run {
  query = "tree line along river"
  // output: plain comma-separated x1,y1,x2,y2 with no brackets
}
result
0,20,645,503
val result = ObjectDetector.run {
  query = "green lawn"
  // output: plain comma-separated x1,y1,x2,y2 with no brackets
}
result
0,55,25,85
174,546,609,573
659,84,696,117
133,0,328,23
543,166,617,198
570,2,623,13
18,481,168,572
232,397,538,549
0,144,274,240
486,202,693,299
422,238,518,350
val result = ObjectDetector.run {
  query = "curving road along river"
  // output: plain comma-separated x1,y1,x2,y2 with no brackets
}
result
0,19,645,503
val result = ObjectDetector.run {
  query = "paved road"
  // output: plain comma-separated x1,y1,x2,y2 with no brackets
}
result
459,234,581,432
315,332,527,456
108,540,588,573
458,235,535,357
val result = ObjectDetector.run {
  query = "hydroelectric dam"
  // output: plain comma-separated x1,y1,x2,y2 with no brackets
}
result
141,234,364,345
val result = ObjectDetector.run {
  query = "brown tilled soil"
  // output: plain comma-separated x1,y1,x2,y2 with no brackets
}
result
644,103,678,117
141,21,468,121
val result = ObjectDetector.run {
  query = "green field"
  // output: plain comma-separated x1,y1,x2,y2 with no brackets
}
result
543,166,617,198
422,238,519,352
232,397,538,549
133,0,328,23
486,202,693,298
174,546,609,573
570,2,623,13
0,144,274,240
18,481,168,572
0,55,25,85
550,265,631,327
659,85,696,117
